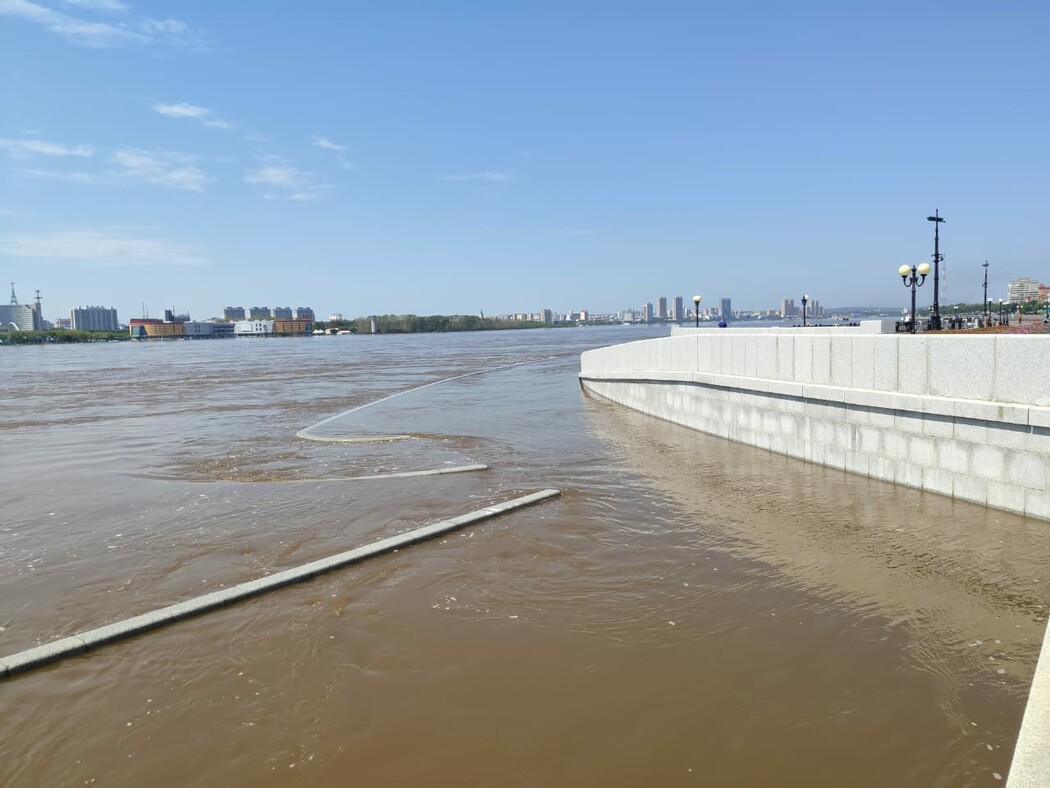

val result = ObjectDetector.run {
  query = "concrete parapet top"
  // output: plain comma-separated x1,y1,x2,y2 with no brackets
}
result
580,368,1050,429
583,331,1050,409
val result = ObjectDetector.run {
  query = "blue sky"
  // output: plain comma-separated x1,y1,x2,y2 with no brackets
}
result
1,1,1048,322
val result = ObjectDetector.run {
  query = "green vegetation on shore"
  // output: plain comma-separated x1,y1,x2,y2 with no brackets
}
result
0,329,130,345
317,314,552,334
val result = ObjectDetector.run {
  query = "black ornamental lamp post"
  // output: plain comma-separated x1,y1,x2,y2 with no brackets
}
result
899,263,931,333
692,295,702,328
982,260,990,323
801,294,809,327
927,210,945,330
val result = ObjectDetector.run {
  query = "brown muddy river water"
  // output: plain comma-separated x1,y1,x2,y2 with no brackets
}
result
1,325,1048,787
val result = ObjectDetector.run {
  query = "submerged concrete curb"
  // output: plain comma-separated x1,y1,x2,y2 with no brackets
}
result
1008,620,1050,787
0,489,561,680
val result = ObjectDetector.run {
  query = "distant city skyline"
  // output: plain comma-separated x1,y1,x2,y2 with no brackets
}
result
2,3,1049,321
4,276,1048,330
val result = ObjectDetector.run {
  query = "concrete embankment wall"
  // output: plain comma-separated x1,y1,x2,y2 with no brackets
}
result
579,327,1050,521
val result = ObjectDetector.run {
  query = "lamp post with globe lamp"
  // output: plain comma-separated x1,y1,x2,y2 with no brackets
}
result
692,295,702,328
899,263,931,334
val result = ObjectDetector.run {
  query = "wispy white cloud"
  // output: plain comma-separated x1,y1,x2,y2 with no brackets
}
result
312,135,355,171
0,0,207,49
12,167,103,183
153,101,209,119
59,0,127,11
244,165,308,188
112,147,208,191
312,136,345,152
0,137,94,157
441,171,513,183
0,228,205,266
244,160,330,200
153,101,234,130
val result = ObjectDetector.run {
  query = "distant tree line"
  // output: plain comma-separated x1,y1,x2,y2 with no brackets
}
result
0,329,130,345
316,314,550,334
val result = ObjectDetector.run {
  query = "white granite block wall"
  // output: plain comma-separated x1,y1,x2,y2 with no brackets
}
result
581,329,1050,521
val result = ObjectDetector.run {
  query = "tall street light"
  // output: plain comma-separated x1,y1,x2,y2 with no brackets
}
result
927,210,945,330
998,298,1004,326
899,263,931,333
801,294,809,327
692,295,702,328
982,260,990,323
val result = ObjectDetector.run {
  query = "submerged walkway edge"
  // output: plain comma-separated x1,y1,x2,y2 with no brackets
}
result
0,489,561,681
1008,619,1050,787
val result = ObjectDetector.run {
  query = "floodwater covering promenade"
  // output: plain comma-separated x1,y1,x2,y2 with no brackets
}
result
2,325,1049,786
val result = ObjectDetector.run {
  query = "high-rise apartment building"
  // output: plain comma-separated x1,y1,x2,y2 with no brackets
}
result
657,297,668,319
249,306,270,320
328,312,344,322
718,298,732,322
223,306,246,321
294,307,315,321
71,305,119,331
642,302,654,324
780,299,796,317
272,306,293,320
671,296,684,321
541,308,553,324
1007,277,1043,302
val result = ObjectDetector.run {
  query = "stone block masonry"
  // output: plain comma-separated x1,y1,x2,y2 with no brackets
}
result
579,325,1050,522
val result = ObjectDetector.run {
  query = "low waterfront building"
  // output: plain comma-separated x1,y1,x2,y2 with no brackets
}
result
128,317,179,339
233,319,311,336
209,321,236,338
234,319,273,336
182,321,215,337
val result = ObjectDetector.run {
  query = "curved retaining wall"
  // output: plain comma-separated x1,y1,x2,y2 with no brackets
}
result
579,326,1050,521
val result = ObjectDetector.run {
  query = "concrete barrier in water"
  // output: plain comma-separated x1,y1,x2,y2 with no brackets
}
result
580,323,1050,521
0,489,561,680
1008,619,1050,786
